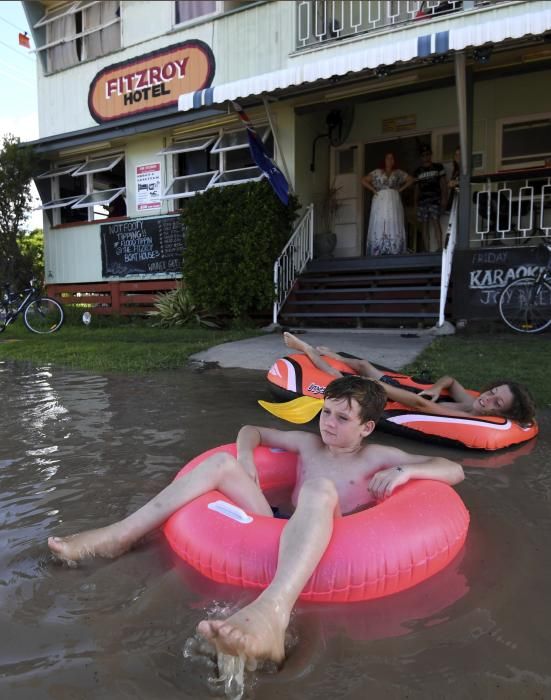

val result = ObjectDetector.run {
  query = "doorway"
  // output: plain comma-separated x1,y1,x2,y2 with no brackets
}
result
364,133,431,253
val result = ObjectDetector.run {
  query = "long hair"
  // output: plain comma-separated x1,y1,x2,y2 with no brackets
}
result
380,152,399,171
481,380,536,425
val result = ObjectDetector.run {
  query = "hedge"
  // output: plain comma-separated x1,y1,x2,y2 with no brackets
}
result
181,180,299,318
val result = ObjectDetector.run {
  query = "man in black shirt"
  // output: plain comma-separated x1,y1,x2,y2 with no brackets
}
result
414,146,447,251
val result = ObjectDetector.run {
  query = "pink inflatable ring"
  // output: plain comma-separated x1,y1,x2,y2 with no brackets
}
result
163,444,470,603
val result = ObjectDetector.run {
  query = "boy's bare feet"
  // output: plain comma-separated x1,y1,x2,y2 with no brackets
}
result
283,331,312,354
48,526,130,562
197,596,289,666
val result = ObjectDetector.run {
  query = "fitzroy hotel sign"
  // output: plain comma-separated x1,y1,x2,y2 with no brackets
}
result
88,40,215,123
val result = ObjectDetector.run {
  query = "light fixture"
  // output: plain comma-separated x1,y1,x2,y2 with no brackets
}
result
375,65,391,78
473,46,492,64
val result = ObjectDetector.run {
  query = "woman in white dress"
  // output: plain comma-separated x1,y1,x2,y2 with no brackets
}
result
362,153,414,256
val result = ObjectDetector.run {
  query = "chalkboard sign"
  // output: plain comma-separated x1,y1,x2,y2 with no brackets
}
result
452,246,545,319
100,215,184,277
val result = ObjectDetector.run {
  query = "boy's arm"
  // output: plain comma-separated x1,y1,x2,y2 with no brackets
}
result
377,380,472,417
418,375,472,403
440,168,448,209
236,425,314,482
367,446,464,500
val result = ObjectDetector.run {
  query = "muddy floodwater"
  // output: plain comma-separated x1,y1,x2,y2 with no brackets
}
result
1,360,550,699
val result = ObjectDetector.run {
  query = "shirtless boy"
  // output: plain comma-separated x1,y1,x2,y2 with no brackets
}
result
283,332,535,425
48,376,464,668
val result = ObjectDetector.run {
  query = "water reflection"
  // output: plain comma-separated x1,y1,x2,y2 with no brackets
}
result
0,360,550,699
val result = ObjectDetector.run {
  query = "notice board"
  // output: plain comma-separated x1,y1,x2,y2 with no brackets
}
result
100,215,184,277
452,245,544,319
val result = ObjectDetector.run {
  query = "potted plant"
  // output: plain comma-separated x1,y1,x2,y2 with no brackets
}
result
314,181,340,258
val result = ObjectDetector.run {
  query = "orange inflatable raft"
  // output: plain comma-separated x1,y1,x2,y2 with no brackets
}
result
265,353,538,451
163,443,470,603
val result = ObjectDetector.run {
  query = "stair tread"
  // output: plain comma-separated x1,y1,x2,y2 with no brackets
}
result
294,285,441,294
286,299,440,306
300,273,441,283
280,312,439,318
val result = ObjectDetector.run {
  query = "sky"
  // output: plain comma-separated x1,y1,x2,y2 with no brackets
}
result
0,1,41,228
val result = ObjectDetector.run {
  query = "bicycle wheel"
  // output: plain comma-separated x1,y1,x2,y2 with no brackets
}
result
23,297,64,334
498,277,551,334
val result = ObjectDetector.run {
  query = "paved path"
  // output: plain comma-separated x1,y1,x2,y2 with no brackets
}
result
191,328,436,371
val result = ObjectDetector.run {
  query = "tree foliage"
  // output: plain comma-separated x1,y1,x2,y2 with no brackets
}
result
182,180,299,318
19,228,44,284
0,134,34,286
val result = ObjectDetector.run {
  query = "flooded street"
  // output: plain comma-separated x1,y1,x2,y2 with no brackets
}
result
1,360,550,699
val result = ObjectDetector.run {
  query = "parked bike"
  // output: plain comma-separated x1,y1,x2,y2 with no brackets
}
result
0,280,64,334
498,243,551,334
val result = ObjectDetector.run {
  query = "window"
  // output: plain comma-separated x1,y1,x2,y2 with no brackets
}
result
174,1,256,25
210,128,272,187
34,0,120,73
160,126,272,203
175,1,216,24
35,153,126,224
498,115,551,170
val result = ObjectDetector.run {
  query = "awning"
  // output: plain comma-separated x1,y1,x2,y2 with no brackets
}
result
179,2,551,113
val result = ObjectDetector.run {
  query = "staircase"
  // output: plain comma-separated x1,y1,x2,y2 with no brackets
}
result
278,253,446,329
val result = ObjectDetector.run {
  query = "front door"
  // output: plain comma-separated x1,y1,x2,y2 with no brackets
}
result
331,144,362,258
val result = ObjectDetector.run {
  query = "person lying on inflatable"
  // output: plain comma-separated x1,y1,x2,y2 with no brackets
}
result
283,332,536,426
48,376,464,669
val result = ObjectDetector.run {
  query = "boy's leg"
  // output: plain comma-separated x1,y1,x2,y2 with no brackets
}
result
284,332,384,381
48,452,273,562
198,477,339,665
283,332,342,377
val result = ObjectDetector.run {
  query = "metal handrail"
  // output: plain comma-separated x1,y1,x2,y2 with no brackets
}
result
437,191,458,327
272,204,314,324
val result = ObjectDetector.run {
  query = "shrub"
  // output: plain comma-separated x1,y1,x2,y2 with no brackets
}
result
149,285,222,328
181,180,299,318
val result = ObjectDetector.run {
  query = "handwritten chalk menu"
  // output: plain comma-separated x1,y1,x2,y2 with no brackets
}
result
100,216,184,277
452,246,544,319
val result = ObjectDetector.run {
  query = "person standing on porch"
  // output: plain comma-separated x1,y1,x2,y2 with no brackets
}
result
362,152,415,256
414,145,448,252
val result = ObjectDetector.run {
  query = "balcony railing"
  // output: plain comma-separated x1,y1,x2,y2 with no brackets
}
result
470,170,551,246
296,1,508,50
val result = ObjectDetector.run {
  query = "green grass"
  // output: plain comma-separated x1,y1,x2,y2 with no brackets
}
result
403,331,551,410
0,316,262,373
2,316,550,411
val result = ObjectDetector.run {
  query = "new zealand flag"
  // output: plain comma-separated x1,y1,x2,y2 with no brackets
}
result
232,101,290,206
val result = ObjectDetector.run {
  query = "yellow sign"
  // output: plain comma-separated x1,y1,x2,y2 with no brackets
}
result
382,115,417,133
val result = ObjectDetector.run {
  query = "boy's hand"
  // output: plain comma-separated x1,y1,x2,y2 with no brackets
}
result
368,466,410,500
418,387,440,402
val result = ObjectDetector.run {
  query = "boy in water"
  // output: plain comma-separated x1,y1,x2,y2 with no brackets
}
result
48,376,464,668
283,332,535,426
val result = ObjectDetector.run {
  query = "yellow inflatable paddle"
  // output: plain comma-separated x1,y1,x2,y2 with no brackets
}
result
258,396,324,424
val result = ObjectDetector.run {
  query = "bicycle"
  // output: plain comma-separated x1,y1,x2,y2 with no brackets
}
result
498,242,551,334
0,280,64,335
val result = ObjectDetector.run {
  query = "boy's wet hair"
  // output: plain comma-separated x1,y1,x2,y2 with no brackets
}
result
324,375,386,424
482,380,536,425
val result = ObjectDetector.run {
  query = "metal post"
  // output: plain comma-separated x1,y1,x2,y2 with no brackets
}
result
454,51,473,249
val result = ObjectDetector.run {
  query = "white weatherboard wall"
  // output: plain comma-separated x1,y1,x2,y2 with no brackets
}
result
44,131,173,284
36,1,294,139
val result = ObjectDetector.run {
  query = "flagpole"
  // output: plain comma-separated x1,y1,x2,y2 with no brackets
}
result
261,96,294,194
